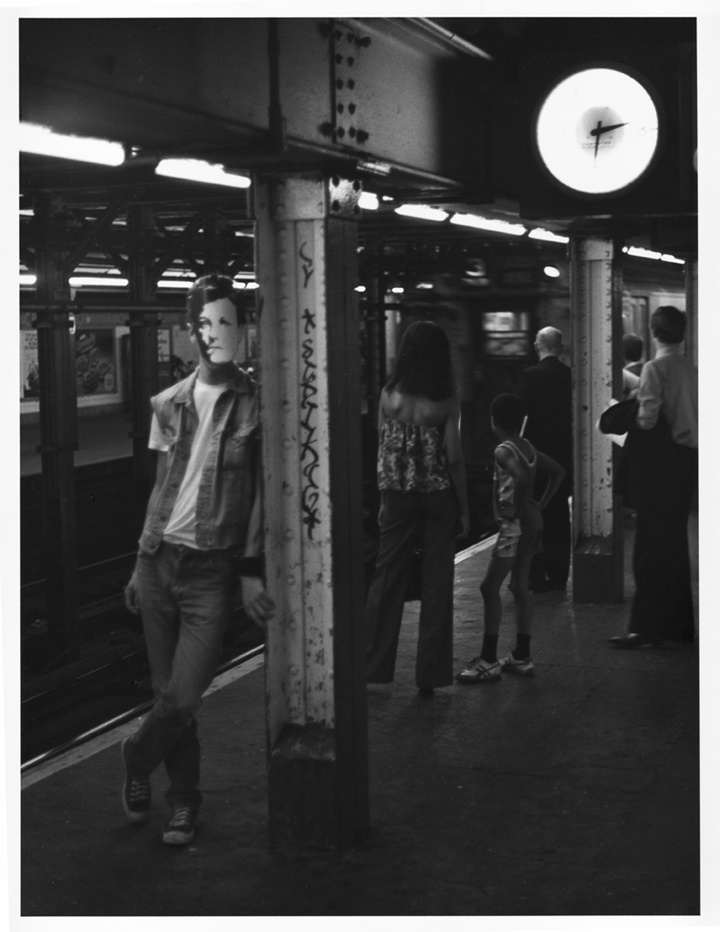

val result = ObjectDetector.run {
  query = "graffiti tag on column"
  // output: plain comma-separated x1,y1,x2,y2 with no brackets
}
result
299,246,320,539
299,241,314,288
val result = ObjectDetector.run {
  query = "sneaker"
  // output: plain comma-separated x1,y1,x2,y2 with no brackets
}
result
162,806,197,846
456,656,502,684
121,736,151,824
500,653,535,676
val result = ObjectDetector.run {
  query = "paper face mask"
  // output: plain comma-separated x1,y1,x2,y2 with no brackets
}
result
193,297,242,364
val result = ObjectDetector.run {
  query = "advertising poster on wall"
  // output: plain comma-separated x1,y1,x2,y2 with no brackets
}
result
21,330,40,399
75,329,116,396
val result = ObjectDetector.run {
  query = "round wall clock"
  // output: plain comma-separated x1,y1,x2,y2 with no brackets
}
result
533,66,661,196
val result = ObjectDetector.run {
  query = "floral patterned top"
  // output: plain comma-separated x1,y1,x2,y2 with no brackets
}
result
377,416,452,493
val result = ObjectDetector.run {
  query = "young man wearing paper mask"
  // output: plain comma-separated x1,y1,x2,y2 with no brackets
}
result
122,273,274,845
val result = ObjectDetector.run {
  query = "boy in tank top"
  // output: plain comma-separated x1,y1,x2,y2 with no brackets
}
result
457,394,565,683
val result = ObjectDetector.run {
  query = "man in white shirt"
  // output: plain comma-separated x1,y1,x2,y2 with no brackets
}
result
610,306,698,649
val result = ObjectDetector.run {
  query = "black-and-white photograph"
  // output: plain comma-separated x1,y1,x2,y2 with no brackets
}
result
7,5,716,927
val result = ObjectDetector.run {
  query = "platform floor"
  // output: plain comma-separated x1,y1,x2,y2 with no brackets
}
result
19,519,706,922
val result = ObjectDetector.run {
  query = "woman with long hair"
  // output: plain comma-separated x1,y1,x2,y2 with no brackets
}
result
365,320,470,696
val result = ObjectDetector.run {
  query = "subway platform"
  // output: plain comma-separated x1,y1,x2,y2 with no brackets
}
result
19,517,706,921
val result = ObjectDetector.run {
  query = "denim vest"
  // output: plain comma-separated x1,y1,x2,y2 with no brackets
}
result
138,367,259,554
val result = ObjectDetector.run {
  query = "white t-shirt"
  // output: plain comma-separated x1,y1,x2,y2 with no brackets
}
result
150,379,227,547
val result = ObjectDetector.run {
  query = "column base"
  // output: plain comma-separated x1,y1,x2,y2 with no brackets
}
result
573,535,624,603
268,723,342,849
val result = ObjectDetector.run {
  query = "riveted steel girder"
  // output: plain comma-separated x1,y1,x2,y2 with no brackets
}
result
20,18,491,197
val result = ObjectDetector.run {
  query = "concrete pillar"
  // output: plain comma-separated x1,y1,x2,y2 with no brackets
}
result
570,235,624,603
254,174,369,849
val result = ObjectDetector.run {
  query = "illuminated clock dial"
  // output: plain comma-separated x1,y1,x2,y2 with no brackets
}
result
534,67,660,195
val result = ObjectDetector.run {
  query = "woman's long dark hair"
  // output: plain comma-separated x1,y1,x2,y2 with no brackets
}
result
385,320,456,401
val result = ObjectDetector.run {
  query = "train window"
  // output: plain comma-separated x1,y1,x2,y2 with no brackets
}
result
482,334,533,358
483,311,531,332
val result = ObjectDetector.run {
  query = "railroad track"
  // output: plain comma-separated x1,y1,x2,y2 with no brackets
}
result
21,623,264,769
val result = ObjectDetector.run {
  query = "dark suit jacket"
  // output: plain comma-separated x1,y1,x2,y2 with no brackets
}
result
517,356,572,477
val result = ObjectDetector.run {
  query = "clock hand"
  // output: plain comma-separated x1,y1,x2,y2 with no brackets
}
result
590,121,628,137
594,120,602,158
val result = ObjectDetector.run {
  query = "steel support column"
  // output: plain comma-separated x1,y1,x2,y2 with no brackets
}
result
34,195,80,658
254,174,369,848
685,258,698,369
127,205,161,529
570,235,624,603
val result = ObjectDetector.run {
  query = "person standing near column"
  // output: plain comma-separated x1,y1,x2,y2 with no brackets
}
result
516,326,573,593
122,273,275,845
609,306,698,648
365,320,470,697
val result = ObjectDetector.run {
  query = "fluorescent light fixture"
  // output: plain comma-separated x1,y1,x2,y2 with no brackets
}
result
416,282,434,290
450,213,526,236
395,204,449,223
623,246,684,265
357,159,391,176
156,158,251,189
390,286,405,294
543,265,561,279
245,282,260,290
359,191,379,211
528,228,569,244
20,123,125,166
156,277,253,290
68,276,129,288
157,280,195,290
20,274,37,287
623,246,662,261
355,285,367,293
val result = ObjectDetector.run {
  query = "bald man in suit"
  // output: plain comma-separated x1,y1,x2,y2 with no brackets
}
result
516,327,573,592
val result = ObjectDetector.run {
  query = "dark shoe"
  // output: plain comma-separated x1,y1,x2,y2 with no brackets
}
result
121,737,151,824
608,633,664,649
162,806,197,846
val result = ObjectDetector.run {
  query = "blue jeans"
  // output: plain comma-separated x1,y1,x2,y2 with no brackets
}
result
126,541,239,812
365,489,458,689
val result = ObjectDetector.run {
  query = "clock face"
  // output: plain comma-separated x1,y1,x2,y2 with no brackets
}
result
534,67,660,196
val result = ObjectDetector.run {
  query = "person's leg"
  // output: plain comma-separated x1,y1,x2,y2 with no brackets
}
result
509,554,533,638
126,546,183,777
629,501,693,643
415,490,458,689
456,555,512,683
131,546,236,813
480,556,512,636
365,491,420,683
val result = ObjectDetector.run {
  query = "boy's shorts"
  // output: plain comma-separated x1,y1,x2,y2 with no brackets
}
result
492,504,543,560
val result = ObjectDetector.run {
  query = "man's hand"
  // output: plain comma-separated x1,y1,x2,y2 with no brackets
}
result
241,576,276,630
124,570,141,615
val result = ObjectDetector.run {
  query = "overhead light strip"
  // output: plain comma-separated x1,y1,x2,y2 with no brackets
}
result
155,158,251,189
359,192,379,211
528,228,569,244
623,246,685,265
20,123,126,166
395,204,449,222
450,213,527,236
